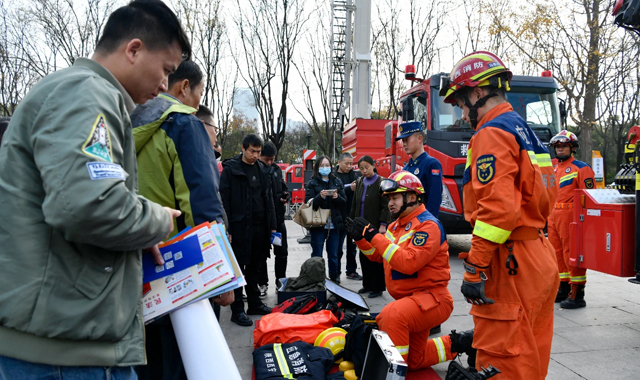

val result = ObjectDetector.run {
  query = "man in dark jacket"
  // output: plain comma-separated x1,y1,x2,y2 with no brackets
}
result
259,141,290,293
220,134,277,326
334,153,362,281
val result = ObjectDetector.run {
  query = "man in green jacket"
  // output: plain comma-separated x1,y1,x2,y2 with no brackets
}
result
0,1,190,378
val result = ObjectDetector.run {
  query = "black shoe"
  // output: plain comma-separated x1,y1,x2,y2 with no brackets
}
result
429,324,442,335
346,272,363,280
449,329,475,368
358,288,370,294
247,304,272,315
560,284,586,309
555,281,570,303
368,291,382,298
331,277,341,284
230,312,253,327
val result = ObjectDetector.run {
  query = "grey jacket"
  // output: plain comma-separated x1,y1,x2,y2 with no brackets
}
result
0,58,169,366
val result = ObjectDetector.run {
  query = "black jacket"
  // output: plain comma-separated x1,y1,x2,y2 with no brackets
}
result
253,341,334,380
263,163,289,226
349,175,390,230
333,165,360,221
304,174,347,231
220,154,276,264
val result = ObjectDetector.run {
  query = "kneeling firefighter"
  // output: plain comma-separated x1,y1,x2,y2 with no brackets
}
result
548,130,595,308
345,170,475,370
440,50,559,379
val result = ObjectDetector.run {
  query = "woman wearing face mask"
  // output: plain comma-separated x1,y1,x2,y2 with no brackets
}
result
304,155,347,282
349,155,390,298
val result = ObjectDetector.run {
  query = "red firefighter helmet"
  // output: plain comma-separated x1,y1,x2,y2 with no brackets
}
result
440,51,513,104
380,170,425,195
550,130,579,148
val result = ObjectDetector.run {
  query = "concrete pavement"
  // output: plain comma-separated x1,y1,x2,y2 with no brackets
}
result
220,221,640,379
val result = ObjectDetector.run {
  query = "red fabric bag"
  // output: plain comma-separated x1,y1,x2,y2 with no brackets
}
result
253,310,338,349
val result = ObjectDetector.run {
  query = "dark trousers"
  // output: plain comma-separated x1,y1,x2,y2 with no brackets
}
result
360,250,386,292
231,225,268,314
273,222,288,285
135,317,187,380
337,228,358,274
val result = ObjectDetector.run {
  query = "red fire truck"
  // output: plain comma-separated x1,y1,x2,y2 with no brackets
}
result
343,69,566,234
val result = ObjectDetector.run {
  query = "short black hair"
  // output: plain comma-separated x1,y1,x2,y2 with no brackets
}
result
242,133,263,149
95,0,191,61
338,153,353,161
0,117,9,144
262,141,277,158
358,155,378,173
196,104,213,120
169,60,203,90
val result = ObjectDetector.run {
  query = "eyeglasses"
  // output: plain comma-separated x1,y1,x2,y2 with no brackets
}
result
202,121,219,131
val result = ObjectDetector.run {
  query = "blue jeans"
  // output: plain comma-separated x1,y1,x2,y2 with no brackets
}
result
310,228,340,279
0,355,137,380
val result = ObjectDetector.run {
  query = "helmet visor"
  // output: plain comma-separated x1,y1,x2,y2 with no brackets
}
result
380,179,400,193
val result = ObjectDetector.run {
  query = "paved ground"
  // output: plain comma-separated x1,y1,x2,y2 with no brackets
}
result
220,220,640,379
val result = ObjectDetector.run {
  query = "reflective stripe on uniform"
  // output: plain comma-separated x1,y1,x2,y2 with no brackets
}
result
465,148,473,169
536,153,553,167
383,244,400,262
397,345,409,356
559,272,570,279
397,230,415,244
473,220,511,244
361,247,376,256
434,337,447,363
560,172,578,184
273,343,294,379
570,275,586,283
527,150,538,166
385,230,395,243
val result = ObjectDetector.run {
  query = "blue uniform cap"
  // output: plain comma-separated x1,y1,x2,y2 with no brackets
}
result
395,121,423,141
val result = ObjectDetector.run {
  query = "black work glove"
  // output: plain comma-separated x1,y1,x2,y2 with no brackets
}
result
461,259,494,305
345,217,377,242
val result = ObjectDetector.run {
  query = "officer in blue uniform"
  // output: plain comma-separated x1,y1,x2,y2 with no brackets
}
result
397,121,443,218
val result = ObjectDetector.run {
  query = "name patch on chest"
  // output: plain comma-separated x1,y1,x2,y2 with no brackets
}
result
476,154,496,184
412,231,429,246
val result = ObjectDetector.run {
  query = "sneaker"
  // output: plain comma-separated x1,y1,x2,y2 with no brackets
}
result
259,285,268,299
346,272,363,280
230,312,253,327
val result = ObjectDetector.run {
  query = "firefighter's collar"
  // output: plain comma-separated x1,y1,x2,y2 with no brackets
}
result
397,204,427,226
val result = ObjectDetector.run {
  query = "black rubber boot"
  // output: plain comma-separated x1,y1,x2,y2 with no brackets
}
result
555,281,571,303
560,284,586,309
449,329,476,368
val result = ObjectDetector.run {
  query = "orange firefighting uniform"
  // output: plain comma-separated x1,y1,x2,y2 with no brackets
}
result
462,103,559,380
548,156,595,285
355,204,455,370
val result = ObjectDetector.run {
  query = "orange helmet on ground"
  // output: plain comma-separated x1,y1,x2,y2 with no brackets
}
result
381,170,425,195
440,51,513,105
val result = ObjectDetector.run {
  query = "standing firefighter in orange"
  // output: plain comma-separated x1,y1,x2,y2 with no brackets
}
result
345,170,475,371
440,51,559,379
548,130,594,308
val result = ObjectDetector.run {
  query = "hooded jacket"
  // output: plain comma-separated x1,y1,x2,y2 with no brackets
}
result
130,94,224,237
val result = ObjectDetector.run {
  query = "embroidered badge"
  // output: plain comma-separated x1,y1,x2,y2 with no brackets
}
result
476,154,496,184
86,162,126,181
565,167,571,173
405,222,412,231
431,169,440,176
584,178,594,189
411,231,429,246
414,168,420,175
82,114,113,162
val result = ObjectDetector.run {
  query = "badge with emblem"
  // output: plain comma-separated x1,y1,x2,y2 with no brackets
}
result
414,168,419,175
584,178,595,189
476,154,496,184
565,168,571,173
412,231,429,246
82,114,113,163
405,222,412,231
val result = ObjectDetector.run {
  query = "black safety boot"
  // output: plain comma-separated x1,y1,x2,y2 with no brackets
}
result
560,284,586,309
555,281,571,303
449,329,476,368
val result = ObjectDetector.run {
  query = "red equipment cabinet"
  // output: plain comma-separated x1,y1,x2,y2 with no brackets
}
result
570,189,637,277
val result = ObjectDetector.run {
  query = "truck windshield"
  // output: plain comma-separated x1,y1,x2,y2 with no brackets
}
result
404,88,562,143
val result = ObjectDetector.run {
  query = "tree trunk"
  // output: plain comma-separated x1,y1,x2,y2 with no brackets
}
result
580,0,602,162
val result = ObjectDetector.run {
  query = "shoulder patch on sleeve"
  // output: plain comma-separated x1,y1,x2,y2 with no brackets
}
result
431,169,440,175
476,154,496,184
584,178,594,189
411,231,429,246
87,162,126,181
82,114,113,162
